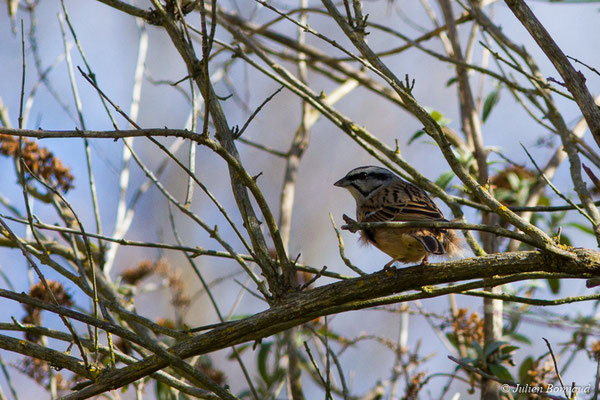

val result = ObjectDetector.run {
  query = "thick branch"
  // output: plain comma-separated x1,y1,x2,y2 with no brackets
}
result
0,333,91,379
62,249,600,399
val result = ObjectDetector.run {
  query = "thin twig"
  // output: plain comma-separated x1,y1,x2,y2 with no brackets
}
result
543,338,571,399
303,341,333,400
168,203,260,400
58,9,104,241
521,143,595,225
329,213,365,276
462,290,600,307
18,20,26,130
234,86,284,139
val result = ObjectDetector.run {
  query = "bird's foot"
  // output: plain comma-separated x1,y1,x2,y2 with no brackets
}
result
341,214,360,233
383,259,398,271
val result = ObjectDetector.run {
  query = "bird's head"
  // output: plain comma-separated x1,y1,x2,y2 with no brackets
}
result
334,166,396,203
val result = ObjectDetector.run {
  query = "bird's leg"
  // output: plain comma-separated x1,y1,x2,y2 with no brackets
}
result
419,255,429,266
383,259,398,271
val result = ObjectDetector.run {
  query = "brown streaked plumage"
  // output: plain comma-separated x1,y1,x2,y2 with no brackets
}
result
334,166,462,267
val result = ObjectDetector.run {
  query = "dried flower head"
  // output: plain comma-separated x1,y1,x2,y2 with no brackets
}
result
114,338,132,356
120,259,157,285
156,318,176,330
402,371,425,400
121,259,190,311
22,280,73,342
527,357,554,391
296,270,315,287
452,308,484,347
590,340,600,361
156,259,191,310
20,357,68,392
28,280,73,306
194,356,227,385
0,135,74,192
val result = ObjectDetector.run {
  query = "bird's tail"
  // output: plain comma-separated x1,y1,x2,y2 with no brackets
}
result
442,228,465,259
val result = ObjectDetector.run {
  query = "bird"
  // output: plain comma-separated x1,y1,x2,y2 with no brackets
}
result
334,166,461,267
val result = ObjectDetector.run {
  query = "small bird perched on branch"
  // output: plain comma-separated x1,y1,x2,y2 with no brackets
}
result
334,166,462,267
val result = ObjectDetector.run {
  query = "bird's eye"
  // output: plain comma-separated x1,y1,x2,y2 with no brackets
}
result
358,172,368,179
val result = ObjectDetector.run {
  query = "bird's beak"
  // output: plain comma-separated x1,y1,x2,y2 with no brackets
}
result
334,176,350,187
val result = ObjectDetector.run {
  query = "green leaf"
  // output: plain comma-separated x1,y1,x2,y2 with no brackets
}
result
228,343,251,359
271,367,287,386
488,364,514,382
446,76,458,87
408,130,426,145
237,390,252,398
547,278,560,294
558,234,572,246
156,380,170,400
537,195,551,206
315,326,345,342
501,345,520,355
506,331,532,345
446,333,459,349
504,312,522,334
431,110,444,121
471,341,484,359
459,357,478,366
518,356,534,384
482,87,501,122
257,341,274,384
566,222,595,236
484,341,508,358
435,171,455,191
430,109,451,125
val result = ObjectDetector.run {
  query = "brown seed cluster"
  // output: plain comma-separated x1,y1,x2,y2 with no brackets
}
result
19,281,74,393
22,280,73,343
194,356,227,385
296,269,316,288
156,317,176,330
452,308,484,346
0,134,74,192
120,259,191,310
156,260,191,310
526,357,554,391
120,259,157,285
20,357,68,392
402,371,425,400
114,337,132,356
591,340,600,360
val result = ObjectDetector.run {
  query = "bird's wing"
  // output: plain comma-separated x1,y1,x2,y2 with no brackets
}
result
359,180,445,222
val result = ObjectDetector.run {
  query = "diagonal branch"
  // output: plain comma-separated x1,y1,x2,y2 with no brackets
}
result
148,0,289,297
503,0,600,148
